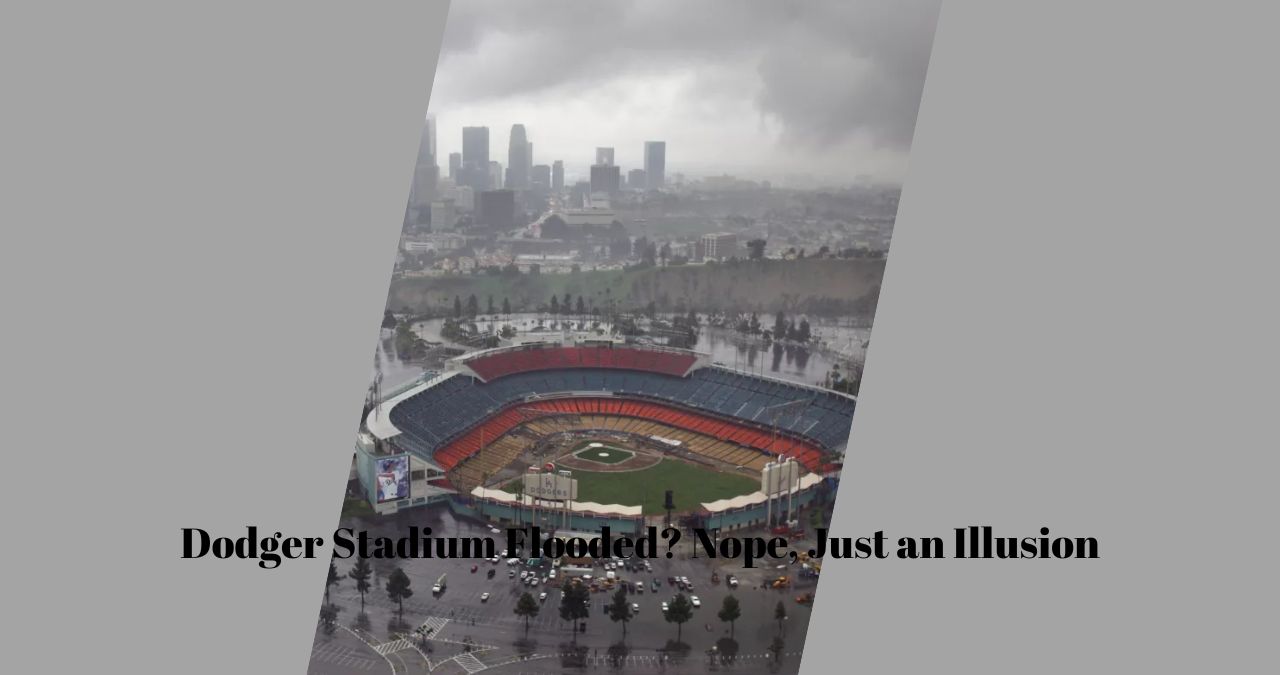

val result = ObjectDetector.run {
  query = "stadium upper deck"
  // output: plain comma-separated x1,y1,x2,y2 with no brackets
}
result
364,342,854,471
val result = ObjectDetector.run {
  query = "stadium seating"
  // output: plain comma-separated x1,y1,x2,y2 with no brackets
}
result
385,349,853,479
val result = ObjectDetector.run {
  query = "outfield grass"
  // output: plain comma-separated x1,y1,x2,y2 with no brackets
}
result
573,459,758,514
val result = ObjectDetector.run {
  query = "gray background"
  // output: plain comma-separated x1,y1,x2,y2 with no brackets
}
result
2,1,1277,673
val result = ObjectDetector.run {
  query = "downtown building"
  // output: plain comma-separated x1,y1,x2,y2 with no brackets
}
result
644,141,665,190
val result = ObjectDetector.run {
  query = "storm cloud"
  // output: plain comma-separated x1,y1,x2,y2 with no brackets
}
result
427,0,940,184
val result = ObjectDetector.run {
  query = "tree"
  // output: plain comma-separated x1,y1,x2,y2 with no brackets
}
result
559,580,591,643
769,636,785,664
453,295,462,318
325,557,341,604
487,295,495,314
773,311,787,337
797,318,811,342
774,600,788,636
665,593,694,642
319,603,339,634
386,568,414,622
717,595,741,637
514,592,540,635
746,238,766,260
347,557,372,612
502,297,511,315
576,296,586,315
606,586,634,637
466,294,479,317
381,310,397,330
550,295,560,314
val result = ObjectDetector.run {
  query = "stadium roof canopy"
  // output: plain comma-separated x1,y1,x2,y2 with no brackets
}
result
700,473,825,513
471,486,643,518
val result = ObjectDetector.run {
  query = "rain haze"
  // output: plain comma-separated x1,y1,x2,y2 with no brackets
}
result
428,0,942,186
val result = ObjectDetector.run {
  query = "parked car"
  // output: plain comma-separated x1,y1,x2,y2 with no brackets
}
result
487,569,496,579
631,603,640,613
661,601,669,614
539,592,548,602
480,592,490,602
691,595,701,608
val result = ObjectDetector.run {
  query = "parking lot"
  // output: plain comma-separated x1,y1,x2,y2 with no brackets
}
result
311,507,819,673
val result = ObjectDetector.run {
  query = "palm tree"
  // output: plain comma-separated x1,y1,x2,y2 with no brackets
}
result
325,557,341,604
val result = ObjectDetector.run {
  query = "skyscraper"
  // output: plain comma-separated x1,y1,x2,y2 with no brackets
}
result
531,164,551,189
460,126,490,191
409,117,439,207
552,160,564,191
462,127,489,168
477,190,516,229
488,161,503,190
644,141,666,190
448,152,462,180
595,147,615,167
590,164,621,195
627,169,646,190
506,124,530,190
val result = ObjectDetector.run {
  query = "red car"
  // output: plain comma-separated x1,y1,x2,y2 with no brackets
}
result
470,565,478,573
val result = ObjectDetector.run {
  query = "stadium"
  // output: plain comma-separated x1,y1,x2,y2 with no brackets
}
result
354,341,853,535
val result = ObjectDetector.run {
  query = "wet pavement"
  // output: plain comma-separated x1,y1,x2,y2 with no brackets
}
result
308,507,821,674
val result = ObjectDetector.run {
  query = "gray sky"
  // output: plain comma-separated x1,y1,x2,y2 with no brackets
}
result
428,0,940,185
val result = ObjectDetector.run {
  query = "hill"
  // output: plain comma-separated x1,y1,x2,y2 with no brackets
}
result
387,258,885,317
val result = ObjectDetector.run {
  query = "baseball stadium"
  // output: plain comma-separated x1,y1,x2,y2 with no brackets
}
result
354,341,853,534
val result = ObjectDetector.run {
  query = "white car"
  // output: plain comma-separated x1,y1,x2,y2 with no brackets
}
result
661,601,669,613
489,526,501,534
480,592,490,602
530,578,540,587
507,558,520,566
606,571,616,580
539,591,548,602
431,584,442,594
691,596,701,608
520,571,529,580
548,570,557,579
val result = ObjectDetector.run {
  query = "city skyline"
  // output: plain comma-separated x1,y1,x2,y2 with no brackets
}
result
427,0,941,185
